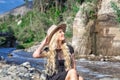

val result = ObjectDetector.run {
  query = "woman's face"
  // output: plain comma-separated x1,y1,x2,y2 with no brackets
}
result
57,29,65,41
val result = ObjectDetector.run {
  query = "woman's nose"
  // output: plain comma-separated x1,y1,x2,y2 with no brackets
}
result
62,31,64,35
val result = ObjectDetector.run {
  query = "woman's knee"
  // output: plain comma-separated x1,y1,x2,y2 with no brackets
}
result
69,69,84,80
66,69,84,80
76,73,84,80
78,76,83,80
67,69,78,78
68,69,77,74
65,69,77,80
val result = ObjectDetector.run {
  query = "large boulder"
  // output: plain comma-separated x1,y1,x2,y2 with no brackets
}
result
72,0,120,56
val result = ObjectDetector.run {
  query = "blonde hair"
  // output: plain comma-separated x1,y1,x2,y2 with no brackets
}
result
46,30,72,76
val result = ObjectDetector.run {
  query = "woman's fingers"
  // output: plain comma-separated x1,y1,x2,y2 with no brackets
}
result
45,36,49,45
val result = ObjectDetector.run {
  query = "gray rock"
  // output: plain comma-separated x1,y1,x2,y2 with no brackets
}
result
0,62,42,80
100,77,120,80
21,62,31,68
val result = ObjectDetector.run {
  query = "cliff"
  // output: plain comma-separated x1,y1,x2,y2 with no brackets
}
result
72,0,120,57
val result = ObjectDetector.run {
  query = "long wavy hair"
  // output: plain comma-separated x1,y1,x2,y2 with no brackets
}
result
46,30,72,76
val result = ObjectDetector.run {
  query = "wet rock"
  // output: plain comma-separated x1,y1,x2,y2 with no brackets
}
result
0,56,4,60
8,53,13,58
113,56,120,61
21,61,31,68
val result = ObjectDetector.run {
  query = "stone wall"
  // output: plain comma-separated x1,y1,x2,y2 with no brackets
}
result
72,0,120,56
96,0,120,56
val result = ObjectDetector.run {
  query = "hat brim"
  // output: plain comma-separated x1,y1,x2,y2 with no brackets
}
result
47,24,66,44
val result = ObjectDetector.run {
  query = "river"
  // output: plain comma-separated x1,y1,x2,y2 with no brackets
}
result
0,48,120,80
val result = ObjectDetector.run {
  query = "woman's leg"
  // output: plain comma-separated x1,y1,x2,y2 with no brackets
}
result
79,76,83,80
65,69,83,80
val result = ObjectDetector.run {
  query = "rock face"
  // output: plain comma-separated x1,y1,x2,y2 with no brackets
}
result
96,0,120,56
72,4,88,56
72,0,120,56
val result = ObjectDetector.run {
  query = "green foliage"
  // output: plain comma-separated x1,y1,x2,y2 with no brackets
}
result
80,0,97,20
85,0,93,3
76,0,85,3
0,37,6,46
85,0,97,3
0,23,8,32
16,44,25,49
46,7,61,24
111,1,120,23
45,5,67,24
14,11,52,48
88,8,96,19
0,10,53,48
65,1,80,19
16,41,35,49
9,14,15,21
0,0,82,48
65,29,73,38
71,4,79,16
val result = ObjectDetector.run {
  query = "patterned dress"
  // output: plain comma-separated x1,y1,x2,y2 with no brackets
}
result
46,45,74,80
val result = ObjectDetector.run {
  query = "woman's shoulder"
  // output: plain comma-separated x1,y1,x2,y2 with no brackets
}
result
67,44,74,54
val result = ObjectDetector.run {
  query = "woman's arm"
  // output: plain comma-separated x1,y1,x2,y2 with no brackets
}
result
33,37,48,58
67,44,76,69
71,54,76,70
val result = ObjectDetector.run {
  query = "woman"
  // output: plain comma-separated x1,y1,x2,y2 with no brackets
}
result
33,23,83,80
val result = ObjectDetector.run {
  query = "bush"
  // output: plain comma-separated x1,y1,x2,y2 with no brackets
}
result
111,1,120,23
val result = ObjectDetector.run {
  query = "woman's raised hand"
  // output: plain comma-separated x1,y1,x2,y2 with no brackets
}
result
33,36,49,58
43,36,49,46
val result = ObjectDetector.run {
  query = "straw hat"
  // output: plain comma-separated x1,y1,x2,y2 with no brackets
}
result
47,23,66,44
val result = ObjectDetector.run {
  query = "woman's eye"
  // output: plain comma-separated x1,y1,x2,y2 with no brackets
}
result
59,31,62,33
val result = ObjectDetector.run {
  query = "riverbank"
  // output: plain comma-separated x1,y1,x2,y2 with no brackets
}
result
0,61,43,80
0,48,120,80
0,58,120,80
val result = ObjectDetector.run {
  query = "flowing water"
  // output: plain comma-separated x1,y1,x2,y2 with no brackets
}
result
0,48,120,80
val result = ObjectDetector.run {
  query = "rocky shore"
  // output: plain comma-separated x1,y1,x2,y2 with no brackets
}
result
0,58,120,80
0,46,120,80
0,61,45,80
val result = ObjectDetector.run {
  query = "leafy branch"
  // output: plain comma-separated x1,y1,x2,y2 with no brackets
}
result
111,1,120,23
